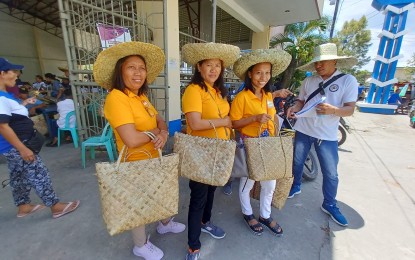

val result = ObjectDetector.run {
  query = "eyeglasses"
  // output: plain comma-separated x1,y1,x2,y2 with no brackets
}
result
318,81,325,96
141,100,155,117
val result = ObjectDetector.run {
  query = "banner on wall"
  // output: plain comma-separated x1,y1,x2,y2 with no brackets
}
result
96,23,131,48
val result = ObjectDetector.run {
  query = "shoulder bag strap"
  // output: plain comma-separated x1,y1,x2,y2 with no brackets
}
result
207,90,229,137
305,73,345,104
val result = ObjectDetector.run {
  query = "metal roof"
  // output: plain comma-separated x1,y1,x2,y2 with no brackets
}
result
0,0,323,41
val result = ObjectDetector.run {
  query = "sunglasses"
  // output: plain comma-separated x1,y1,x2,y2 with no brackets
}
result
141,100,155,117
318,81,325,96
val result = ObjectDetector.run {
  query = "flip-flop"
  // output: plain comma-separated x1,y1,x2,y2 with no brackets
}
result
17,204,46,218
52,200,80,219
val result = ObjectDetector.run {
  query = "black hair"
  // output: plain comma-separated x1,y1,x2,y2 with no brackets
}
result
111,55,149,96
189,59,227,98
243,64,273,94
44,73,56,79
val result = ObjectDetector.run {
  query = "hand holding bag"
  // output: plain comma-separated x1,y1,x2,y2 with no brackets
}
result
95,132,179,236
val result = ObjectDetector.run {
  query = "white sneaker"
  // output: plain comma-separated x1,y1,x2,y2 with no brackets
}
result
156,217,186,234
133,239,164,260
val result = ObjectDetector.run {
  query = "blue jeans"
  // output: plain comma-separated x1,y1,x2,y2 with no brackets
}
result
292,131,339,206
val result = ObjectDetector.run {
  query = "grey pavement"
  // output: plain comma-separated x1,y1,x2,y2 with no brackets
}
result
1,111,415,260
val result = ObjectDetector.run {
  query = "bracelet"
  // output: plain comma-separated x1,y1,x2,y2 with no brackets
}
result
160,130,169,135
333,108,337,116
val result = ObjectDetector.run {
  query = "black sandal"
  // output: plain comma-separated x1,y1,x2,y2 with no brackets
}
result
243,214,263,236
258,216,283,237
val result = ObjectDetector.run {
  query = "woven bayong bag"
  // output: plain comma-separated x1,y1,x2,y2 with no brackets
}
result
173,131,236,186
96,133,179,236
244,134,293,181
250,175,294,210
30,114,48,135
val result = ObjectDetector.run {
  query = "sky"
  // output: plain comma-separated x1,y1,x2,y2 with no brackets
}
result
322,0,415,71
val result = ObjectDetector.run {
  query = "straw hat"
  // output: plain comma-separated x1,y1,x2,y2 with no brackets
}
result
233,49,292,80
297,43,358,71
93,41,165,89
182,42,240,68
58,65,69,72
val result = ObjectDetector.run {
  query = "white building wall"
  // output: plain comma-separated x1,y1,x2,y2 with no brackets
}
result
0,12,67,83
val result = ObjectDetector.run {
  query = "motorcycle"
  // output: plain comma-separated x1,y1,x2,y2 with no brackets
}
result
338,117,349,146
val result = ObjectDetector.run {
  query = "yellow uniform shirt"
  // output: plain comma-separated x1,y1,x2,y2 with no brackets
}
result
230,89,276,137
104,89,159,161
182,83,230,140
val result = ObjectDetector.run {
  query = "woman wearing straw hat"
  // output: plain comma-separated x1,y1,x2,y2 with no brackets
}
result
230,49,292,236
181,42,240,260
287,43,358,227
0,57,80,219
94,41,186,260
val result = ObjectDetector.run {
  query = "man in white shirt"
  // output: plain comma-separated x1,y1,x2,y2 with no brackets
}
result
286,43,358,227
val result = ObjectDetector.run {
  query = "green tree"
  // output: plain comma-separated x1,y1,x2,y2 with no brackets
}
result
353,70,371,86
332,16,371,73
405,52,415,76
270,18,329,91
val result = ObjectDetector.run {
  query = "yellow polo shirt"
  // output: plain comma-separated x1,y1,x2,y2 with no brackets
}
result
104,89,159,161
182,83,230,140
230,89,276,137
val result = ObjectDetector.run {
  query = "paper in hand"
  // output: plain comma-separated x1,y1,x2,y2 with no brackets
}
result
295,96,326,118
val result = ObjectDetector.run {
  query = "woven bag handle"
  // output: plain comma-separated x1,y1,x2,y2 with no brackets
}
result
187,118,219,140
207,90,229,138
115,131,163,169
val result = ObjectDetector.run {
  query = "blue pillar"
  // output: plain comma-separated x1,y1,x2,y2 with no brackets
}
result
369,0,414,106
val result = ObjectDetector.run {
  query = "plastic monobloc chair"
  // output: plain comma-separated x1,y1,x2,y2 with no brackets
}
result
57,111,79,148
81,123,117,168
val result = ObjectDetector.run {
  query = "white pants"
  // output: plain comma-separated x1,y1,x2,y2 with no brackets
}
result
239,177,276,219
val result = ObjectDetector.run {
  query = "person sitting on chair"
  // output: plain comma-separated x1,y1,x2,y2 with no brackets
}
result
46,88,75,147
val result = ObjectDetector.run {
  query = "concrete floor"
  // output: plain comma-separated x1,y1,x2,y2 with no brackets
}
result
0,111,414,260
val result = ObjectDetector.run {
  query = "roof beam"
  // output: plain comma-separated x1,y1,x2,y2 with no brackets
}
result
216,0,265,32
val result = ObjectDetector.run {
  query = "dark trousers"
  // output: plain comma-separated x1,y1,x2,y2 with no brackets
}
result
188,180,217,251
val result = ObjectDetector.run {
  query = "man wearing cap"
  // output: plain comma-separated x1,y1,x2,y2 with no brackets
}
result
286,43,358,227
18,85,46,116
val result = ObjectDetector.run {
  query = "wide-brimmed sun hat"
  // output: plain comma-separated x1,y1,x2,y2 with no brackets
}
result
58,65,69,72
182,42,240,68
93,41,165,89
233,49,292,80
297,43,358,71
